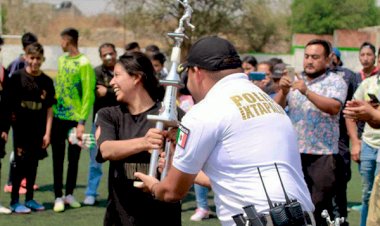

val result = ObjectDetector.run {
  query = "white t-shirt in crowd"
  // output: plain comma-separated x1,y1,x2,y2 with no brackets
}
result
173,73,314,226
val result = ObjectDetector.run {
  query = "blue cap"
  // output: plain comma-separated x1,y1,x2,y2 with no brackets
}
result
333,47,341,59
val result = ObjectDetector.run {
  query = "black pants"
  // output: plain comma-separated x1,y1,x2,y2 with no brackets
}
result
7,159,14,185
6,133,16,185
104,179,182,226
11,149,38,204
10,119,44,204
51,118,81,198
0,160,2,189
301,154,337,226
332,140,351,226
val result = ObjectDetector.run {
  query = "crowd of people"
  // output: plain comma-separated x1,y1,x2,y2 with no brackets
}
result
0,27,379,226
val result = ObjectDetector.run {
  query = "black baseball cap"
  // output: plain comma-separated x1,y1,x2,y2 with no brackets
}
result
180,36,242,72
272,63,286,79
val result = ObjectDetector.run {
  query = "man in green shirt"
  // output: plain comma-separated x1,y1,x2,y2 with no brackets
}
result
51,28,95,213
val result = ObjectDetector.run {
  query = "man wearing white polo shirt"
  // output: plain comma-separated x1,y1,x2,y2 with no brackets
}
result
135,36,314,226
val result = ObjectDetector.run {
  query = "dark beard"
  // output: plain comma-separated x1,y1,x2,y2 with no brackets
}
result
305,69,326,79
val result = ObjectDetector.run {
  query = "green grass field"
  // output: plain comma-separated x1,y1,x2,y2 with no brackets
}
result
0,131,363,226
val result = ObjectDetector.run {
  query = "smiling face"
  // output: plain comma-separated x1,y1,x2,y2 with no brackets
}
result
25,53,44,75
110,63,139,103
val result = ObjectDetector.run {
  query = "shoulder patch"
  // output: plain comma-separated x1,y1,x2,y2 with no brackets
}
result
176,124,190,149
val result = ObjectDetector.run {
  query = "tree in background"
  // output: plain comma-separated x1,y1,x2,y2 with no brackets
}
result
236,0,290,52
1,0,380,53
0,0,291,53
291,0,380,34
112,0,289,53
112,0,244,52
149,0,245,56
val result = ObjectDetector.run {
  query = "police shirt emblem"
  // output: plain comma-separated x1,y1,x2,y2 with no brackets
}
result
176,124,189,149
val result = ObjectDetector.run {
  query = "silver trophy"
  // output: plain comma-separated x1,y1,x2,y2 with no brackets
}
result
147,0,195,180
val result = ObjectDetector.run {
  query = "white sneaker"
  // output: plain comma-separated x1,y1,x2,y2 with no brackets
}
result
190,208,209,221
64,194,81,208
53,197,65,213
0,204,11,214
83,196,96,205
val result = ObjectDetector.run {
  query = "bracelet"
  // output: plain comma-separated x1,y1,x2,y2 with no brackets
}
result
151,182,159,199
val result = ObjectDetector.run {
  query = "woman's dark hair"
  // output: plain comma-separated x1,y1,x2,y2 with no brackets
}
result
150,52,166,65
118,52,164,102
241,55,258,68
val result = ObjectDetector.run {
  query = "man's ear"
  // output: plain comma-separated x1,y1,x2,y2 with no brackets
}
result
328,52,333,60
192,66,204,83
326,53,333,68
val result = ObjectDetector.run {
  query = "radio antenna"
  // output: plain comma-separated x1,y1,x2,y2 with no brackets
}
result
257,167,274,209
274,163,291,204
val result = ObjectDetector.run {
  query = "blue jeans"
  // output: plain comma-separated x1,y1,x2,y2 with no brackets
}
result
194,184,209,210
360,141,380,226
85,124,103,197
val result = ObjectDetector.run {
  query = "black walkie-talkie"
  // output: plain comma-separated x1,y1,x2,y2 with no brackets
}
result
243,205,264,226
232,213,247,226
274,163,306,226
257,167,290,226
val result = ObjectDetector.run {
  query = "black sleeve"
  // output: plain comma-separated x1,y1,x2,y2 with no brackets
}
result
345,70,355,101
95,108,118,163
0,68,9,132
1,72,21,132
352,72,362,93
6,60,14,74
3,67,9,80
44,75,56,108
95,66,105,86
